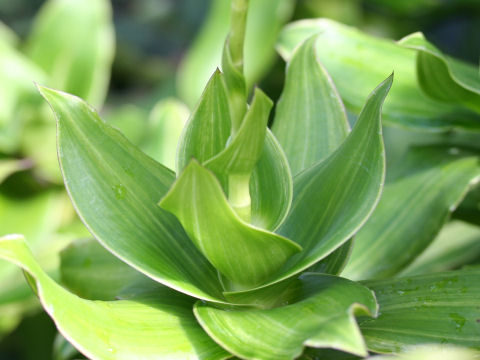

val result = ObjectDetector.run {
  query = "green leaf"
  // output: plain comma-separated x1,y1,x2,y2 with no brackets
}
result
399,32,480,114
40,85,226,302
250,130,293,231
26,0,115,108
205,88,273,220
195,274,377,360
177,0,295,107
205,87,272,179
369,345,480,360
401,221,480,276
0,235,230,360
229,74,390,292
343,146,480,280
60,238,147,301
361,269,480,353
141,98,189,170
272,35,349,175
159,160,301,290
177,70,231,173
277,19,480,131
309,240,354,275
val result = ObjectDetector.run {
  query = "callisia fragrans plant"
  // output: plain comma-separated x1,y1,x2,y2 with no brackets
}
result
1,0,480,359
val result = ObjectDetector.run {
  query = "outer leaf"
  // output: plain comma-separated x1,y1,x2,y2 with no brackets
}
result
277,19,480,131
177,0,295,107
159,161,301,290
250,130,293,231
0,191,67,338
227,74,390,292
272,35,350,176
399,32,480,113
177,70,231,173
195,274,378,360
141,98,189,170
370,345,480,360
343,146,480,280
0,235,230,360
60,239,146,301
401,221,480,276
26,0,115,108
361,270,480,353
40,86,225,302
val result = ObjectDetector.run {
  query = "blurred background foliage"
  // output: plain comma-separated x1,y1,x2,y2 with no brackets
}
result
0,0,479,359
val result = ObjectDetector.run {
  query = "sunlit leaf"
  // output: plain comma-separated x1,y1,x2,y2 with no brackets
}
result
159,160,301,290
195,274,377,360
343,146,480,280
277,19,480,131
40,85,226,302
399,32,480,114
272,35,349,175
0,235,230,360
177,70,231,173
228,74,390,293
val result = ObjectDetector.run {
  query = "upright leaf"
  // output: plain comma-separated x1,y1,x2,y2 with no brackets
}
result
26,0,115,107
195,274,377,360
205,88,273,220
0,236,230,360
343,146,480,280
159,161,301,290
272,35,350,175
266,75,390,287
250,130,293,231
277,19,480,131
361,270,480,353
177,70,231,173
399,32,480,114
40,86,225,302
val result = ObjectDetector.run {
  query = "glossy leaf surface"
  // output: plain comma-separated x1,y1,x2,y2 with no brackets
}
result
361,270,480,353
0,235,230,360
344,146,480,280
41,86,225,302
277,19,480,131
195,274,377,360
272,35,349,175
159,161,301,290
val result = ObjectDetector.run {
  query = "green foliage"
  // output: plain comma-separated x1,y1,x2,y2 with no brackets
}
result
1,1,480,360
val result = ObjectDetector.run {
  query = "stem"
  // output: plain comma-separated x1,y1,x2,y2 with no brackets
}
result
229,0,248,71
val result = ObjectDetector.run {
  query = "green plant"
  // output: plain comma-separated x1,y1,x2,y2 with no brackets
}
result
1,1,480,359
